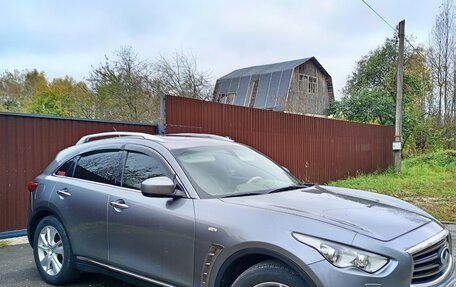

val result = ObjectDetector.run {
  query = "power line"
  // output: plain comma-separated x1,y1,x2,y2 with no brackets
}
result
361,0,397,32
405,38,421,53
361,0,423,55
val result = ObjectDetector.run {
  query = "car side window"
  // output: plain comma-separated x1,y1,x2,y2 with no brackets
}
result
55,157,77,177
73,150,121,185
122,151,173,190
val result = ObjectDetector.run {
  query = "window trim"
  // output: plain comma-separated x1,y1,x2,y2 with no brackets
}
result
53,155,79,177
52,145,124,188
218,93,236,104
121,144,190,198
248,79,259,107
72,149,123,186
298,73,318,95
120,150,173,190
51,143,190,198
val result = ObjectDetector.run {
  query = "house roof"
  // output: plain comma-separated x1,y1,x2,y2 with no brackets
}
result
219,57,332,80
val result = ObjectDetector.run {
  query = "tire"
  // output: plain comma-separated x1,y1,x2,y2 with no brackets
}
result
231,260,308,287
33,215,79,285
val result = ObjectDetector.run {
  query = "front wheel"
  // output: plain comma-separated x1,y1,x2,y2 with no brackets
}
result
231,260,308,287
33,216,79,285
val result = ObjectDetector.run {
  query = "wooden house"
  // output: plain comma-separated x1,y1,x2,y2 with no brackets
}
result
213,57,334,116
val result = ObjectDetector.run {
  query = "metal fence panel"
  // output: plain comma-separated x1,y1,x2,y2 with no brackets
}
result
0,113,156,233
165,96,394,184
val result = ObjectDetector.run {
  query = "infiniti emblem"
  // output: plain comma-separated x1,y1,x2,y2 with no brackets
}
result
439,246,450,266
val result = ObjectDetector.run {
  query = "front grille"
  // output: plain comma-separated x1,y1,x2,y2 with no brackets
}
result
411,236,452,285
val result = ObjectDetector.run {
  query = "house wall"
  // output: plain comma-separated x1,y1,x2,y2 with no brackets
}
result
286,62,331,115
214,70,292,110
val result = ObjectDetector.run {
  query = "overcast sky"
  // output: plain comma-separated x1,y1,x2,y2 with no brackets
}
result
0,0,440,98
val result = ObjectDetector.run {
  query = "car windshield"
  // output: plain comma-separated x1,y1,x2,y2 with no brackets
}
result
171,145,301,198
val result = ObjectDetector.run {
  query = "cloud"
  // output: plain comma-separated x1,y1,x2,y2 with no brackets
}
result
0,0,441,98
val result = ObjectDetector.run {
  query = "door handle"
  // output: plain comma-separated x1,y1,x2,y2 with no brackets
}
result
110,200,129,210
57,188,71,199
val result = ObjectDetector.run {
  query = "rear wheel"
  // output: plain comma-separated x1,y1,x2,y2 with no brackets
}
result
33,216,79,285
232,260,307,287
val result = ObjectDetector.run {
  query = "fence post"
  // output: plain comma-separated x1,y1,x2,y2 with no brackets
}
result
158,92,166,135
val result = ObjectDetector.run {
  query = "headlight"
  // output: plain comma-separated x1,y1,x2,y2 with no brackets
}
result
292,233,389,273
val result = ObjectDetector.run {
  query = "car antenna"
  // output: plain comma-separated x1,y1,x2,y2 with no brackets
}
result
112,127,120,137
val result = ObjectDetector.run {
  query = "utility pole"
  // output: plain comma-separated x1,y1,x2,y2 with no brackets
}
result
394,20,405,172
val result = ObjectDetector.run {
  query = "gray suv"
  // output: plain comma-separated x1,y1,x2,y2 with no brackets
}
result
27,132,455,287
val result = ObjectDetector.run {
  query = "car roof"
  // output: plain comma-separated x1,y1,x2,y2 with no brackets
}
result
155,135,237,150
53,133,239,164
74,133,237,151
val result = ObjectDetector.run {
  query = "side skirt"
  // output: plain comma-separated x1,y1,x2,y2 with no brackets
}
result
76,256,176,287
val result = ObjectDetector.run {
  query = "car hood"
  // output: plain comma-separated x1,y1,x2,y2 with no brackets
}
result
220,185,432,241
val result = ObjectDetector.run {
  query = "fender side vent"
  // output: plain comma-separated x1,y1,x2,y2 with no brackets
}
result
201,244,224,287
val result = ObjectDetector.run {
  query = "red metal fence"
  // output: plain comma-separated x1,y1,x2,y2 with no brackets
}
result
0,113,156,233
165,96,394,184
0,98,394,234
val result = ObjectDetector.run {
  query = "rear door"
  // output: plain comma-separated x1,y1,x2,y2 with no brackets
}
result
107,144,195,286
49,145,123,262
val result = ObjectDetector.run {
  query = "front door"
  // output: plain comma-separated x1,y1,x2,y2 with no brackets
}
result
107,144,195,286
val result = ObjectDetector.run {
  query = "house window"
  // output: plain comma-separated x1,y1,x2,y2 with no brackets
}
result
218,93,236,104
299,74,318,95
248,80,259,107
218,93,226,103
225,93,235,104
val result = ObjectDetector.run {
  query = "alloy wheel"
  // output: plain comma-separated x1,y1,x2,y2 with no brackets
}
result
37,225,64,276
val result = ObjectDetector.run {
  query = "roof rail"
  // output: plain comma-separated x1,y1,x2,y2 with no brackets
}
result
76,132,163,145
168,133,234,142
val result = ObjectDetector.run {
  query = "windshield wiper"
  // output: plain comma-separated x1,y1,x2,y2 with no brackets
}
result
221,185,311,198
267,185,309,194
221,192,264,198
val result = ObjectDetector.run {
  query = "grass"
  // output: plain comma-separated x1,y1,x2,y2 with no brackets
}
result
330,150,456,221
0,240,9,248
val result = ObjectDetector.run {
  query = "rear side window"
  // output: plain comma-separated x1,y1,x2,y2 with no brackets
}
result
122,151,172,190
74,150,121,185
55,157,77,177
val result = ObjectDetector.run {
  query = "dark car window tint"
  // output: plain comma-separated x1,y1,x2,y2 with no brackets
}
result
56,157,77,177
74,150,121,185
122,151,172,190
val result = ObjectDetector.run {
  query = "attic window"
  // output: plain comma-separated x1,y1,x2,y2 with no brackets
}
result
219,93,236,104
225,93,236,104
299,74,318,95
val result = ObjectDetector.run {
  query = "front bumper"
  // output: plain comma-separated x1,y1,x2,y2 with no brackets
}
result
307,256,455,287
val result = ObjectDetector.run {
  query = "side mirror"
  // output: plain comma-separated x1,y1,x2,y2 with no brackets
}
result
141,176,175,197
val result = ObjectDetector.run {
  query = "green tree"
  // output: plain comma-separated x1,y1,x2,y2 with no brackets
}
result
28,90,68,116
0,69,47,112
331,37,432,153
88,46,160,122
27,76,91,117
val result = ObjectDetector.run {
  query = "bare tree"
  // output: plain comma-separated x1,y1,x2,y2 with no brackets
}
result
428,0,455,123
154,51,212,99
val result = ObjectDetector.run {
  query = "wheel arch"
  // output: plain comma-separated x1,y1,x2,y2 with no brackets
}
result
27,206,67,246
212,247,317,287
